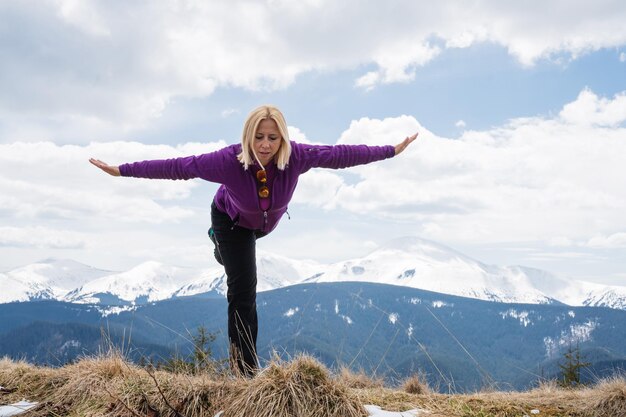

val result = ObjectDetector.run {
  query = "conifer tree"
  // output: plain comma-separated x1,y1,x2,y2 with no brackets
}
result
191,325,217,372
162,325,222,374
558,343,590,388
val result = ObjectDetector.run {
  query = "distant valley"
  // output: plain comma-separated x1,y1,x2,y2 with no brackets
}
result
1,282,625,392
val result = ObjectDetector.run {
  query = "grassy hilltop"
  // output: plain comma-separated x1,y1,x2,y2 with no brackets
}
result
1,353,625,417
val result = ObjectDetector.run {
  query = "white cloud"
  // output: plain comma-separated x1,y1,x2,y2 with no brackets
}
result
0,141,224,224
620,52,626,62
0,226,87,249
355,72,381,92
544,232,626,249
258,228,380,263
354,41,441,90
291,171,345,209
548,237,575,247
287,126,312,144
290,89,626,245
337,115,423,147
3,1,626,137
455,120,466,128
445,27,489,49
56,0,112,37
586,233,626,248
559,88,626,127
131,244,219,267
525,252,607,262
0,139,228,270
220,108,239,118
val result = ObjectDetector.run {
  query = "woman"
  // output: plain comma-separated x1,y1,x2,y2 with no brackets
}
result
90,105,417,376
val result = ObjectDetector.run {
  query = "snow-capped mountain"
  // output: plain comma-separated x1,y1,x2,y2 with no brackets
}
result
171,269,226,298
64,261,207,305
582,285,626,310
0,259,113,303
174,250,324,298
306,237,626,309
307,237,626,308
3,237,626,310
0,252,325,306
309,237,560,304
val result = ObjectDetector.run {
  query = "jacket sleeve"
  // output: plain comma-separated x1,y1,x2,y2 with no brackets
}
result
292,141,396,173
118,146,236,184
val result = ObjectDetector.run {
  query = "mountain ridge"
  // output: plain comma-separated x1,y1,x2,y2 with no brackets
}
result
2,236,625,310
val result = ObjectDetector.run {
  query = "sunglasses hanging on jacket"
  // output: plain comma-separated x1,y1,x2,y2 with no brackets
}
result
256,169,269,198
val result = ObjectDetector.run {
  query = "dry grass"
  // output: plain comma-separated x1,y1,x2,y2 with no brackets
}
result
401,373,431,395
582,376,626,417
1,354,625,417
0,353,234,417
336,366,385,390
222,355,366,417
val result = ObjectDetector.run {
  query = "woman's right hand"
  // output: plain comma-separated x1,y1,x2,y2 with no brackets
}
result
394,132,419,156
89,158,121,177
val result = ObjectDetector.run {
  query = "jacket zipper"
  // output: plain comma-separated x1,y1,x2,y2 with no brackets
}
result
262,166,272,232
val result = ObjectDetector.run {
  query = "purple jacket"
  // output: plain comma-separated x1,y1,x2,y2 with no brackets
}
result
119,141,395,233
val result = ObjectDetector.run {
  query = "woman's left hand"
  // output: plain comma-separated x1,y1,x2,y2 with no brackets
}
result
394,132,419,156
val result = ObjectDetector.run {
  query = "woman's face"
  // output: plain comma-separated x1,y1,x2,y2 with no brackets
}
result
253,118,281,166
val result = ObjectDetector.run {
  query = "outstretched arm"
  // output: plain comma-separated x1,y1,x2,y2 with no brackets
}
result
89,158,120,176
89,146,237,183
294,131,419,173
394,132,419,156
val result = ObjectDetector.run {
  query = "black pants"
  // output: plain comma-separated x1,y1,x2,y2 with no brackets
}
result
210,203,264,376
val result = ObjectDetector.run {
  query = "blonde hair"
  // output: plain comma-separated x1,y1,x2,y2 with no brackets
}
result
237,105,292,170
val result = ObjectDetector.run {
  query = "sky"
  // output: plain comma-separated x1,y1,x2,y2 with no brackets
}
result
1,0,626,286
